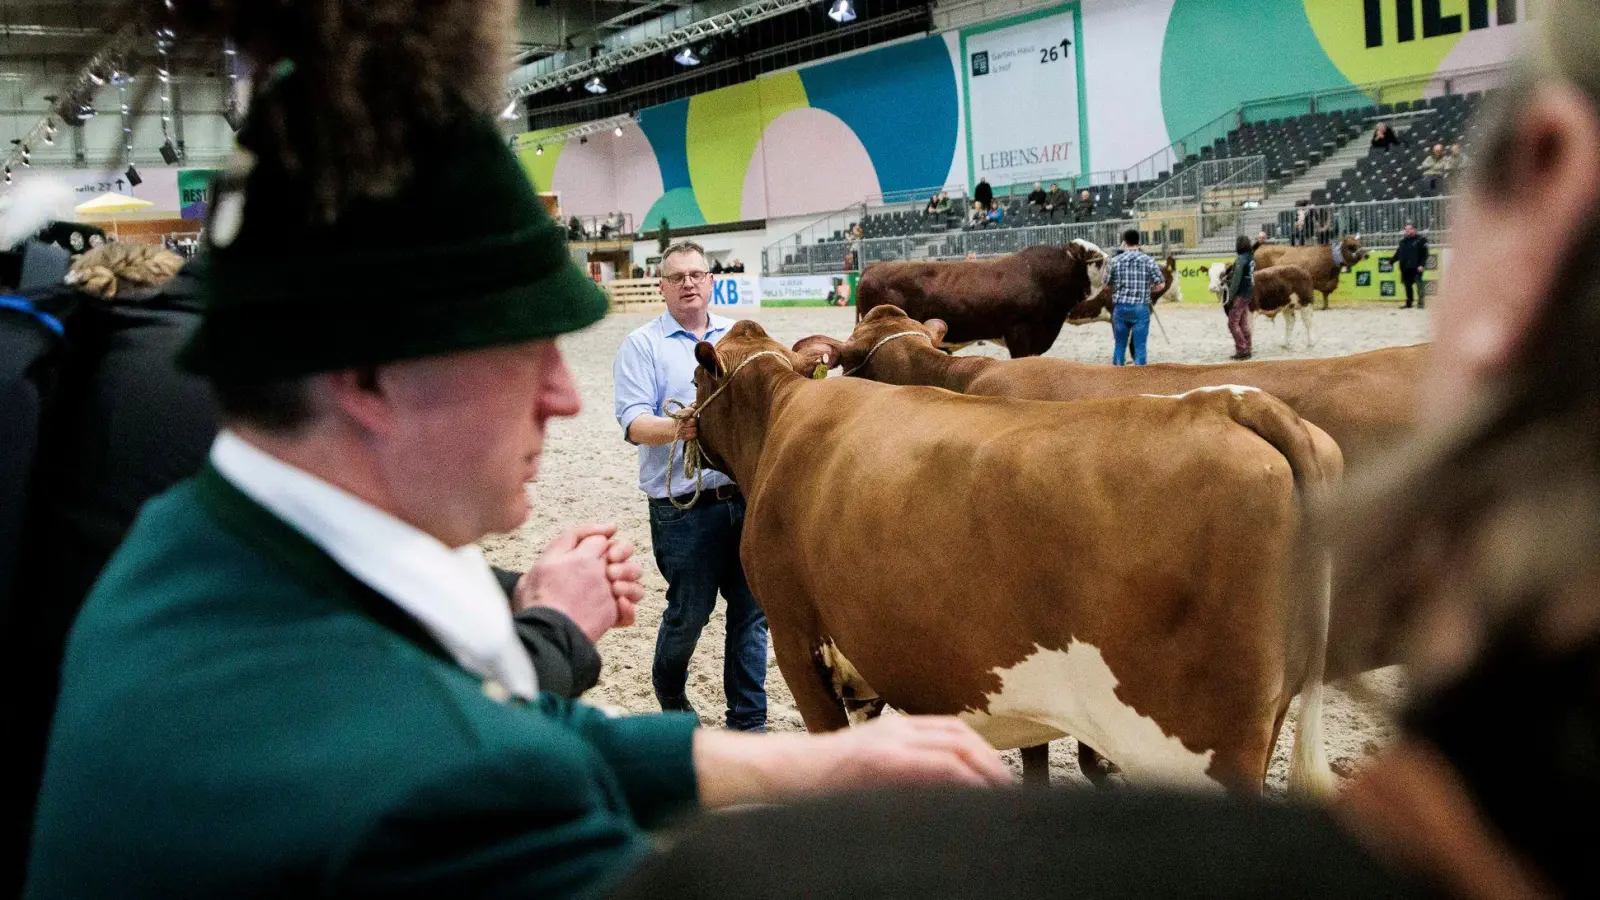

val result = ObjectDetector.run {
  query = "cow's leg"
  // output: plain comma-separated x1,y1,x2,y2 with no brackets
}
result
1077,741,1122,787
1002,326,1034,359
1300,301,1315,346
1281,307,1295,350
844,696,886,725
776,631,850,732
1020,743,1050,786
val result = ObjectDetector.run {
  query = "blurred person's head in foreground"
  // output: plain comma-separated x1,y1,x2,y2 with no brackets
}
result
1331,3,1600,896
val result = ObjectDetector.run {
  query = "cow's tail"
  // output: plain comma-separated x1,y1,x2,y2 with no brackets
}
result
1220,388,1341,799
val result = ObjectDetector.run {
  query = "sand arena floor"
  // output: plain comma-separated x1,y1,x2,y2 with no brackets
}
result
480,303,1432,790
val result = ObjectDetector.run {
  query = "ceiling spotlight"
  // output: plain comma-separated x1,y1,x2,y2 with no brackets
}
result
78,104,97,119
535,144,544,155
87,69,106,86
500,100,519,120
613,126,623,137
21,150,29,167
584,75,607,95
43,131,54,146
674,46,700,66
827,0,856,23
4,168,11,185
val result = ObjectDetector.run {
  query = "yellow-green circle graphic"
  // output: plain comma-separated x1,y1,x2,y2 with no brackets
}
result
1160,0,1518,145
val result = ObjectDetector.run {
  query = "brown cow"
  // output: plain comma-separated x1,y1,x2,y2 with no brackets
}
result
1068,255,1179,325
797,305,1423,676
853,241,1107,358
691,319,1339,795
1211,262,1318,349
1254,236,1369,309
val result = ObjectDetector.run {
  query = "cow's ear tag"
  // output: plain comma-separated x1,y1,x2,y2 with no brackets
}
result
811,362,828,380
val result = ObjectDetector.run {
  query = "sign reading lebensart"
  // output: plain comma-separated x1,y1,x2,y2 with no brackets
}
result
963,5,1085,189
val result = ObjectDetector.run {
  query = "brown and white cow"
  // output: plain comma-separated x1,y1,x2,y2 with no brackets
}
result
691,319,1339,795
797,305,1424,678
1254,236,1369,309
1210,262,1318,349
853,241,1107,358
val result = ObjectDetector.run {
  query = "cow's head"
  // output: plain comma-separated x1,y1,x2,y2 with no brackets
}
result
793,305,947,383
1208,261,1230,298
1340,235,1369,270
691,319,819,477
1069,238,1108,289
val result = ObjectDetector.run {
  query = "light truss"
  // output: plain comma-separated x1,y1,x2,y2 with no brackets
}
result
507,0,821,100
514,114,636,150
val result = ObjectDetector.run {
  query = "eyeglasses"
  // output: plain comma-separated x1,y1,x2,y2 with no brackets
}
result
663,271,712,286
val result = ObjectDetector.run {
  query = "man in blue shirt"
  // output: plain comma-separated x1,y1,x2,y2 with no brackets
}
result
1105,228,1167,366
613,241,769,731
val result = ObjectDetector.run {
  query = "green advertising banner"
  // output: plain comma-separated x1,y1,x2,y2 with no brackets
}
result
1171,248,1443,306
178,169,220,220
760,273,860,307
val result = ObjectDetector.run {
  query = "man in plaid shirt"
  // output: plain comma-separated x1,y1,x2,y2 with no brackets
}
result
1105,228,1166,365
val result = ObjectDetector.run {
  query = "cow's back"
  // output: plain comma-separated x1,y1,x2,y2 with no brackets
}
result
963,347,1422,469
856,259,1049,344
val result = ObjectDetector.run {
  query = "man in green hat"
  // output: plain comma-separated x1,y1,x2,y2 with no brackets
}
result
23,81,1009,898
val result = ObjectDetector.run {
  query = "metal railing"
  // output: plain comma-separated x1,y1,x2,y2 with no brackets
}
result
1136,156,1266,211
763,196,1450,274
564,212,636,241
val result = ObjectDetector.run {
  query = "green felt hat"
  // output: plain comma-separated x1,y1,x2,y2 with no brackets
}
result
179,77,606,382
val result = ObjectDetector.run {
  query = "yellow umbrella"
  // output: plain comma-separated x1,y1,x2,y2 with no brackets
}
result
74,192,155,238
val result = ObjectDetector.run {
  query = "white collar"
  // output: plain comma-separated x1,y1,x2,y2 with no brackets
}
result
210,431,537,700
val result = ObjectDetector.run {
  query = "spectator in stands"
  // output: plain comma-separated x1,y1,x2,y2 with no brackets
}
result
1105,228,1165,366
1371,122,1402,152
1254,230,1271,250
631,264,645,279
1420,144,1450,194
934,193,953,215
731,260,746,273
1046,183,1068,214
1293,200,1311,246
968,201,987,230
986,201,1005,227
974,177,993,210
1026,182,1048,210
1391,222,1430,310
710,259,724,274
923,192,942,216
1075,190,1096,223
567,216,586,240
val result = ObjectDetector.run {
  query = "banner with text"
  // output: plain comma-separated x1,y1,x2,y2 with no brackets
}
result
178,169,220,220
963,4,1086,191
708,273,762,308
759,274,858,307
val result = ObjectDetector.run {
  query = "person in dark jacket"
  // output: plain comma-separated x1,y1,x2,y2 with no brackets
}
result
1026,182,1047,210
1371,121,1403,152
1075,189,1097,223
1391,222,1430,309
973,177,993,209
1227,234,1256,359
1,252,618,894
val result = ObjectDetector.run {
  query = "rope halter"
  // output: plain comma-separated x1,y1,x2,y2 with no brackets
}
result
842,330,935,376
662,349,792,511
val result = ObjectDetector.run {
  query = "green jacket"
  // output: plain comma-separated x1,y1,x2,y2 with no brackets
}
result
26,466,698,899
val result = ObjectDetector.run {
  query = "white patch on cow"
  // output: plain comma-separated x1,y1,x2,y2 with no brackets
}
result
1208,262,1229,298
817,638,878,706
959,641,1219,789
1140,384,1262,400
1072,238,1107,289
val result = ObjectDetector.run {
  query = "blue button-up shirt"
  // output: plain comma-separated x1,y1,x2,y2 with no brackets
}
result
1106,249,1166,306
613,311,736,500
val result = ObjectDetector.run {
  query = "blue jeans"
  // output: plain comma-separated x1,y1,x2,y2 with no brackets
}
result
1112,304,1150,366
648,497,768,731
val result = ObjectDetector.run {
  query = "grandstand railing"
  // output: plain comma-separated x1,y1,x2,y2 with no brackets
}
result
1239,63,1508,125
1135,156,1266,212
764,196,1450,275
564,212,636,241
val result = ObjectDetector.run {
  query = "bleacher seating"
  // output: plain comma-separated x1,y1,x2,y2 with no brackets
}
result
1202,108,1366,187
1319,92,1485,205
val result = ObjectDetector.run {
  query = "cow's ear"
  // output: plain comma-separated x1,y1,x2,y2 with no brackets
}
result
923,318,949,344
694,342,724,378
792,335,845,371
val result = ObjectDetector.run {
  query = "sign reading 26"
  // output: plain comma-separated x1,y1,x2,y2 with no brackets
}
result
1039,39,1071,65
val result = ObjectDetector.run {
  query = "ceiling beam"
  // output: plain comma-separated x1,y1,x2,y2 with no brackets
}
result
507,0,821,100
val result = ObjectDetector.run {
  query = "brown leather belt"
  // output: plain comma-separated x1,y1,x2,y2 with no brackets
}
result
649,484,741,509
